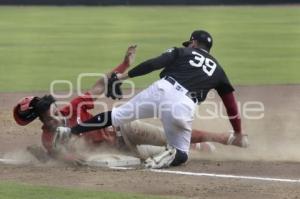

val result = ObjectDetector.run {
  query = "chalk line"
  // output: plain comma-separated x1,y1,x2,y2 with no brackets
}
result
109,166,300,183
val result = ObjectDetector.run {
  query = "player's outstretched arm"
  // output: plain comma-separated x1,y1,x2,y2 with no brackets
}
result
220,92,248,148
220,92,241,133
109,47,178,90
105,48,176,99
104,47,179,100
119,47,178,80
112,45,137,73
191,129,228,144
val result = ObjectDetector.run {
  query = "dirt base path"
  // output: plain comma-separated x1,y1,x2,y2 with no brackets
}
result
1,85,300,199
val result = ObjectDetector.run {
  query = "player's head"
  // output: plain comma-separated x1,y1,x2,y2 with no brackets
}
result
13,95,63,131
182,30,213,52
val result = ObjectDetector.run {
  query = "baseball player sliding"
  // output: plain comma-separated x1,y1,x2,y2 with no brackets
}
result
13,45,137,162
13,44,247,165
54,30,248,168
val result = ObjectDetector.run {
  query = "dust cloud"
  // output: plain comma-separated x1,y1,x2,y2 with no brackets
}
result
1,85,300,163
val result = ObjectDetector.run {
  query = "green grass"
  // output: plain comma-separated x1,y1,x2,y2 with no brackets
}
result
0,182,168,199
0,6,299,92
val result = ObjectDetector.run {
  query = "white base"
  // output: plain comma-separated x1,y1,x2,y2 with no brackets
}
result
0,158,29,165
85,154,141,168
0,154,141,168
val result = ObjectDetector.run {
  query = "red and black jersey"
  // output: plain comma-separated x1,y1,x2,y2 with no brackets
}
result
41,92,106,153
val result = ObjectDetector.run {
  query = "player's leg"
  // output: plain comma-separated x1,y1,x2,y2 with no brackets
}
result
120,119,224,147
120,121,166,146
161,95,196,153
143,98,196,168
141,78,197,168
120,121,218,153
64,81,162,136
159,111,192,167
119,121,167,159
191,129,248,148
191,129,228,144
190,129,224,152
111,81,162,127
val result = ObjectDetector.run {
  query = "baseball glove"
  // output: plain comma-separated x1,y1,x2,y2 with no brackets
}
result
106,72,123,100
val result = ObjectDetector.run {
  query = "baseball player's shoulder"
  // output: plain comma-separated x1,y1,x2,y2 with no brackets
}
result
181,47,200,55
163,46,183,58
164,46,183,53
165,47,176,53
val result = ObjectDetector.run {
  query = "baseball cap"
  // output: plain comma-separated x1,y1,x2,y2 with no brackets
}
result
182,30,213,50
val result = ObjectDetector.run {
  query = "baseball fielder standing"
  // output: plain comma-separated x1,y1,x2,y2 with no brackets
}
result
56,30,246,168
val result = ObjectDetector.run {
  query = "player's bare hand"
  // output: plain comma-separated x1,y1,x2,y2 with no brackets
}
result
124,45,137,66
227,132,249,148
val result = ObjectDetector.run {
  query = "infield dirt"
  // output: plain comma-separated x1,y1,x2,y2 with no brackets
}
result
1,85,300,199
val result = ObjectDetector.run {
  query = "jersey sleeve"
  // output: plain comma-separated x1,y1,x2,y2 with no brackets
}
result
220,92,241,133
60,92,94,116
215,70,235,96
128,47,179,78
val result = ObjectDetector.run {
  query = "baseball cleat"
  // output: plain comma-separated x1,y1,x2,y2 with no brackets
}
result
143,146,176,169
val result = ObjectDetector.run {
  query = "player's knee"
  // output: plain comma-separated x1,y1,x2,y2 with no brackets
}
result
171,149,188,166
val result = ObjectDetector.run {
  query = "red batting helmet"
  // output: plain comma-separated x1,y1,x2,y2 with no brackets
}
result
13,96,39,126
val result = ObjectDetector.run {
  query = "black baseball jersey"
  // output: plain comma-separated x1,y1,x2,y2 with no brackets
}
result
128,47,234,102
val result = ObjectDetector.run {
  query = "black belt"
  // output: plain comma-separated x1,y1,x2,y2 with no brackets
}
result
164,76,198,104
164,76,176,85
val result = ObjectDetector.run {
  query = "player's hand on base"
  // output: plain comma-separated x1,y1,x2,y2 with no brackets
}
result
227,131,249,148
124,45,137,66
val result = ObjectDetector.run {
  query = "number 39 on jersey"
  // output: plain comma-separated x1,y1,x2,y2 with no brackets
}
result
189,51,217,76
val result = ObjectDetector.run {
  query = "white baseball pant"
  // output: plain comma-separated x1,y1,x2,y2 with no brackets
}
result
112,78,196,153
